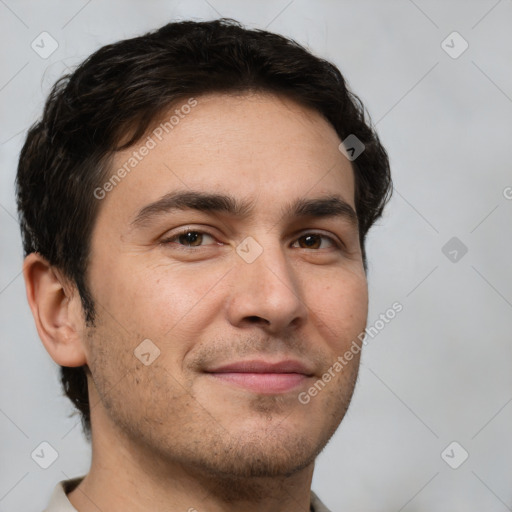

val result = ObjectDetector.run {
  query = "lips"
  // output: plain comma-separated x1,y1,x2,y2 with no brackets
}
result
205,359,314,394
207,359,314,375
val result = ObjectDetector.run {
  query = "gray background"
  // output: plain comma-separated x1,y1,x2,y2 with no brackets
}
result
1,1,511,510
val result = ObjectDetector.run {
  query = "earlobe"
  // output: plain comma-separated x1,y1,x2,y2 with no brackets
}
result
23,253,88,368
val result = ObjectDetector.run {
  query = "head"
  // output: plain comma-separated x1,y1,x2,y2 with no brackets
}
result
17,18,391,480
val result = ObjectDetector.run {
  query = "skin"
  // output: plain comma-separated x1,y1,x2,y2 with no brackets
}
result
24,92,368,512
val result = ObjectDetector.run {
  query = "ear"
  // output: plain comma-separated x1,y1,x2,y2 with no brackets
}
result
23,253,88,367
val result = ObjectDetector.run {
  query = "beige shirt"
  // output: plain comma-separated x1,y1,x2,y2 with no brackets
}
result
43,476,332,512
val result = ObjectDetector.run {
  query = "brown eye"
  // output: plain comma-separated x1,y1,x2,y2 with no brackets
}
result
178,231,203,246
298,234,322,249
292,233,337,250
162,230,217,248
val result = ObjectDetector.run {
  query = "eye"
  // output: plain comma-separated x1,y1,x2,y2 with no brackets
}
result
292,233,338,250
162,230,217,247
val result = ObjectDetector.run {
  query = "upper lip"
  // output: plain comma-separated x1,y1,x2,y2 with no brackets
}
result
205,359,314,376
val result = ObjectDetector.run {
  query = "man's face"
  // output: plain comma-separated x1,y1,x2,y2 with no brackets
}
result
83,92,368,479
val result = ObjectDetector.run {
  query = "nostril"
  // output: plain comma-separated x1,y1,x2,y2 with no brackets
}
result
245,315,270,325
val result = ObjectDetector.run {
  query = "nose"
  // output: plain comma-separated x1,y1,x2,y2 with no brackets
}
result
225,240,308,333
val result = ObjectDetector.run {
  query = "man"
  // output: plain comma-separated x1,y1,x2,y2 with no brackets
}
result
17,18,392,512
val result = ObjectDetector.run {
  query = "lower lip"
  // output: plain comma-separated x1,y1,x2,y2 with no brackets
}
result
208,372,309,394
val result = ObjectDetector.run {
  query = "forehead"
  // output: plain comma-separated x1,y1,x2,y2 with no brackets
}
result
98,91,356,226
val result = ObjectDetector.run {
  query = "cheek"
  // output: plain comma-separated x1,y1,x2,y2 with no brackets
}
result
91,255,228,342
306,270,368,349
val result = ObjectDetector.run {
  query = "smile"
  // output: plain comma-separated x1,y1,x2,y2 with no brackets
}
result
205,359,314,394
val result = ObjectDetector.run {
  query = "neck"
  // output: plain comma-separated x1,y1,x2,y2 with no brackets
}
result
68,408,315,512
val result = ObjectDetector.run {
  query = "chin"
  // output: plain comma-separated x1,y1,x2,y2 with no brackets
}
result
192,419,326,480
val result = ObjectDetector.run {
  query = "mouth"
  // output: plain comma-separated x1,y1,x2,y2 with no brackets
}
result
204,359,315,394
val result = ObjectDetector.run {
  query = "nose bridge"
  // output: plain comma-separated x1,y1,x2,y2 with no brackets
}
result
227,234,307,330
250,239,295,293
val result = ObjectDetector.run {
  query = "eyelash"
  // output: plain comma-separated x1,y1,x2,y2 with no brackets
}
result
160,229,343,251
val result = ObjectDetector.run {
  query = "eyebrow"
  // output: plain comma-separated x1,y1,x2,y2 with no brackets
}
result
285,195,358,228
131,190,358,229
131,191,252,227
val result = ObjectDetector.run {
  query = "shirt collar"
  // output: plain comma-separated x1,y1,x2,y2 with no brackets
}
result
43,477,82,512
